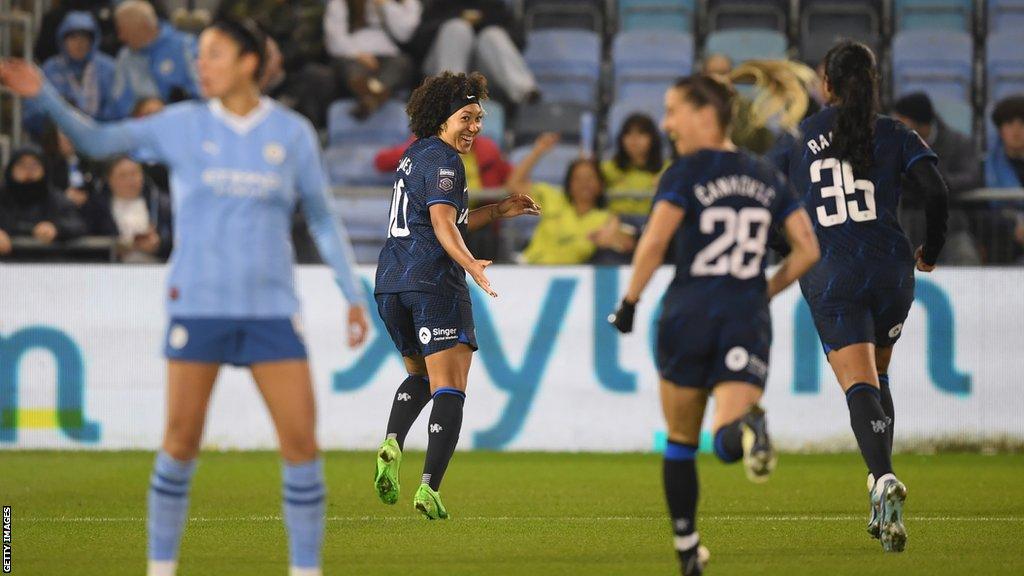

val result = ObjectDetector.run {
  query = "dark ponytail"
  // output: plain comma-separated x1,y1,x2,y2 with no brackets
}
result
823,41,878,177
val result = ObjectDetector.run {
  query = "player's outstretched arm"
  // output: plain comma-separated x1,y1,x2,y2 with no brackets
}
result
767,208,820,300
610,200,684,333
0,59,143,159
429,203,497,297
907,159,949,272
466,193,541,232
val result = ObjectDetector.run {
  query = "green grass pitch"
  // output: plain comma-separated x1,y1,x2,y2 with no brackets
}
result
3,451,1022,575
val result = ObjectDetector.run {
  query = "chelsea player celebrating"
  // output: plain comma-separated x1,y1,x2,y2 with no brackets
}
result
372,72,539,520
770,41,948,553
610,75,820,576
2,20,368,576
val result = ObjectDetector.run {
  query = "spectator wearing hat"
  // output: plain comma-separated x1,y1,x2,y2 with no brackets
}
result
892,92,980,199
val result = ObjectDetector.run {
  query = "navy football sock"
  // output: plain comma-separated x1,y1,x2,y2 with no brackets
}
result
878,374,895,452
663,441,700,566
713,420,743,464
421,388,465,491
385,374,432,450
846,383,894,480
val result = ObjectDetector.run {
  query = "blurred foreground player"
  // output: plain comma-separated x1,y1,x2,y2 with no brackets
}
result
2,20,369,576
609,74,820,575
770,41,949,552
372,71,540,519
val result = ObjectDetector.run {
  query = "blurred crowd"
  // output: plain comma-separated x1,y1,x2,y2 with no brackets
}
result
2,0,1023,265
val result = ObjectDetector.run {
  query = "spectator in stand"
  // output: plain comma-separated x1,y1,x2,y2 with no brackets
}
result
409,0,539,106
375,133,511,191
35,1,171,62
986,96,1024,261
219,0,340,127
601,113,668,217
39,125,111,235
325,0,422,119
109,0,200,118
0,147,86,256
988,96,1024,188
893,93,980,197
97,155,173,262
24,11,119,136
507,132,636,264
892,93,982,264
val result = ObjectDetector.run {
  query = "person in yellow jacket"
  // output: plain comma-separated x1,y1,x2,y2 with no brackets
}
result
509,132,636,264
601,113,668,216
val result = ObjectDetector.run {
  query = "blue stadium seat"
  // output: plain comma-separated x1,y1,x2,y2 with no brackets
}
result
481,100,506,150
524,30,602,106
892,30,973,100
510,144,582,185
513,102,592,146
327,99,408,147
988,0,1024,34
707,0,788,33
703,29,788,64
987,31,1024,102
894,0,973,31
524,0,604,33
930,96,974,135
799,1,881,64
331,197,389,264
618,0,695,32
612,31,694,101
323,145,394,187
607,96,665,141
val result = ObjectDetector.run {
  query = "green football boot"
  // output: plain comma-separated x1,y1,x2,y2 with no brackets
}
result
374,438,402,505
413,483,449,520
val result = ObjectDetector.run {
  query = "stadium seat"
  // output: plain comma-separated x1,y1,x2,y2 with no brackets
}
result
481,100,506,150
612,31,694,101
323,145,394,187
988,0,1024,33
706,0,788,33
617,0,696,32
931,96,974,135
331,197,388,264
606,95,671,158
524,30,602,106
509,144,582,185
987,31,1024,102
892,30,974,101
799,0,881,64
327,99,408,147
523,0,604,33
894,0,973,32
512,102,592,146
703,29,788,64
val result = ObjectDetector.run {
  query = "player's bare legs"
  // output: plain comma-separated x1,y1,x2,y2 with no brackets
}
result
661,382,711,575
711,382,775,483
828,343,906,552
148,361,219,576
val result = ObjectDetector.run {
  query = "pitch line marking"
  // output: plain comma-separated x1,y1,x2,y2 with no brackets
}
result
18,515,1024,523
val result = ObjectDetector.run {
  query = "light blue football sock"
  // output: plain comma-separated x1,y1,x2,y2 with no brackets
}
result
282,458,326,569
147,450,197,562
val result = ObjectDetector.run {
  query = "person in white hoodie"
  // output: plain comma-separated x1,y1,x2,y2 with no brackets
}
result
324,0,421,119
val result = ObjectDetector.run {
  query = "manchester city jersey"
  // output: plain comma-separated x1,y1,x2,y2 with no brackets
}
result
655,149,802,318
771,106,938,267
374,136,470,300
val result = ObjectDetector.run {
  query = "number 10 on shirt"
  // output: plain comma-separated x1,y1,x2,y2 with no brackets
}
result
388,178,410,238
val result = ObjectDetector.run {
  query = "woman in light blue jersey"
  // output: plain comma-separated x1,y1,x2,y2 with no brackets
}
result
2,19,367,576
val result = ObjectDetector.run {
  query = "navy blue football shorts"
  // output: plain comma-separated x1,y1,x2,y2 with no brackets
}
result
801,267,916,354
164,317,307,366
375,292,478,358
656,308,772,389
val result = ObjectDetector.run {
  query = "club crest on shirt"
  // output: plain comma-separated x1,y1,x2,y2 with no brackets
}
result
263,143,286,165
159,58,174,76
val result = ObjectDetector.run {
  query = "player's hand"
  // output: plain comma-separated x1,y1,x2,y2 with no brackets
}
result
532,132,560,155
355,53,380,72
915,245,935,273
495,194,540,219
134,229,161,254
0,229,12,255
65,187,89,207
33,221,58,243
467,259,497,298
0,59,44,98
608,298,636,334
347,304,369,348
